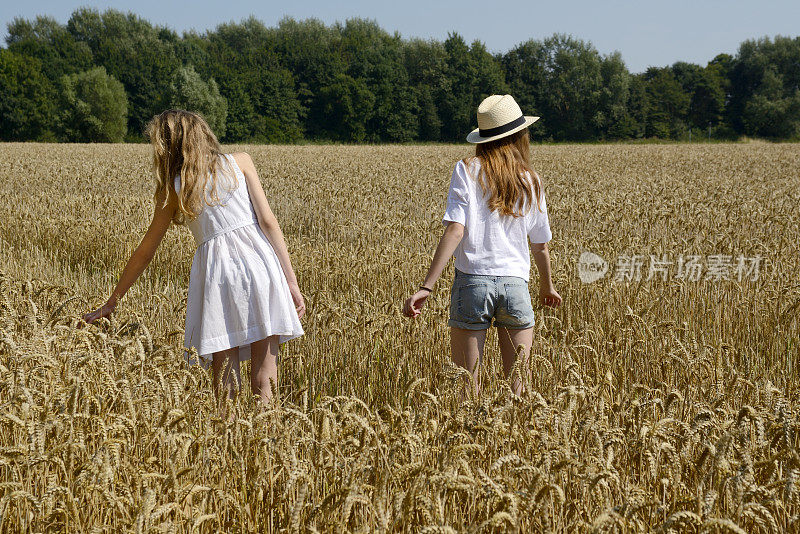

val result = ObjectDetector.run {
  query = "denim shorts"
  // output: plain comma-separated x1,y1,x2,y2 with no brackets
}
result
449,269,535,330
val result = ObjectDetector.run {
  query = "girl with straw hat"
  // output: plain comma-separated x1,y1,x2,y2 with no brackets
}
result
402,94,561,395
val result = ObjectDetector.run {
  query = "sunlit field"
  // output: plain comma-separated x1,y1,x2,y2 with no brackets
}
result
0,142,798,532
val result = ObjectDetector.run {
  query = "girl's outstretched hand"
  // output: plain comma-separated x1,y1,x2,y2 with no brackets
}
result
82,300,116,325
539,286,562,308
289,283,306,319
402,290,430,318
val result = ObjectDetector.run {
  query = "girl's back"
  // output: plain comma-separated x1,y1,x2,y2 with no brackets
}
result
445,157,551,283
174,154,258,248
173,153,303,366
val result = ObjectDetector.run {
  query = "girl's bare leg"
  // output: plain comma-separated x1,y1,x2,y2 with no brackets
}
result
250,336,280,405
450,327,487,396
498,327,533,395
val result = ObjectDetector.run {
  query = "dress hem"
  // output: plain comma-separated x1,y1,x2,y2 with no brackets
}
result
184,323,304,366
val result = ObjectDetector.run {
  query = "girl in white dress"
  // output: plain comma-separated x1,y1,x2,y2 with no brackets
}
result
83,109,305,406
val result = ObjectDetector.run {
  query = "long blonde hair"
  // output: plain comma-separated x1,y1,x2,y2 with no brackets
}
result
146,109,231,224
468,128,542,217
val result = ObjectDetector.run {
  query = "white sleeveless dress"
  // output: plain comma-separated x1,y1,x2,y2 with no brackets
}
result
175,154,304,367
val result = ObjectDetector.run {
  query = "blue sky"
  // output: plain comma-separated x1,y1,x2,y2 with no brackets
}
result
2,0,799,73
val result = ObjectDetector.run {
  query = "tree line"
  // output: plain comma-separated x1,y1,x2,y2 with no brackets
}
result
1,8,799,143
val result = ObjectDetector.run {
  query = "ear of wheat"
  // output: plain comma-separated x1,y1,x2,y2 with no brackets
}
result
0,142,797,531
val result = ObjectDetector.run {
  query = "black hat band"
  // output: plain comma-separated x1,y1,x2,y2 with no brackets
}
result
478,115,527,138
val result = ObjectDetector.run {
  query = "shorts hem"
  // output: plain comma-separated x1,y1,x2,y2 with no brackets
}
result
493,320,535,330
448,319,491,330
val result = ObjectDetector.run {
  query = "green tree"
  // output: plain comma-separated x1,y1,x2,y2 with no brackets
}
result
217,82,258,143
643,67,690,138
404,39,447,140
437,34,472,142
671,61,726,131
539,35,605,140
338,19,417,141
168,65,227,138
10,10,800,143
414,85,442,141
317,73,375,141
728,36,800,138
272,18,343,137
598,52,635,139
504,35,611,141
174,32,213,76
66,7,179,138
438,33,508,142
501,39,547,136
690,71,726,130
5,16,93,80
742,67,800,138
626,75,649,139
58,66,128,142
202,18,303,142
0,50,56,140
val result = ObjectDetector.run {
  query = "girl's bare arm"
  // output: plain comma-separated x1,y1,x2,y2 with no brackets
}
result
83,190,177,323
421,222,465,290
233,152,305,318
531,242,562,307
402,222,464,318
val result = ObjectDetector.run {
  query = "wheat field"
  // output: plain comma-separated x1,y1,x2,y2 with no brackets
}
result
0,142,798,532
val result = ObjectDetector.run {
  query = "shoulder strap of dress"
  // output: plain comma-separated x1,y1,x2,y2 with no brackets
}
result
222,153,250,194
223,153,244,176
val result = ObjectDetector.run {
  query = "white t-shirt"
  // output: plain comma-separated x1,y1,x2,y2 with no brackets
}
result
442,158,552,282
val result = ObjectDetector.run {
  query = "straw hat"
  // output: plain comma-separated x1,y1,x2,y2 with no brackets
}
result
466,94,539,143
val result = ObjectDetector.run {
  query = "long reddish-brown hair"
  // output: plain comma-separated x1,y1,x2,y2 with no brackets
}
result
466,128,542,217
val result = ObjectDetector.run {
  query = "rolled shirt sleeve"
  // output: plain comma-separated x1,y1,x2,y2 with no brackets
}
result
528,187,552,243
442,160,470,226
